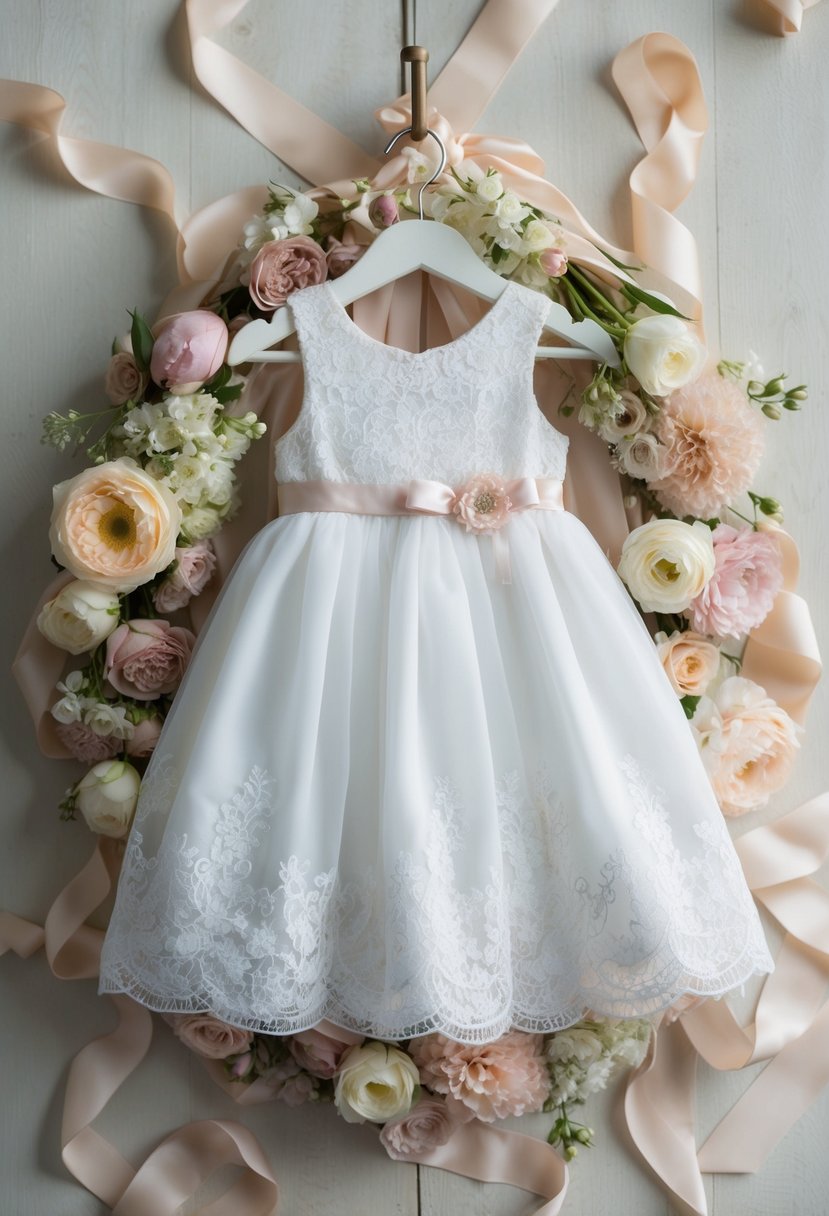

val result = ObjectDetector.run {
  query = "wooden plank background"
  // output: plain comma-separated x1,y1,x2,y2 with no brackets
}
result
1,2,827,1212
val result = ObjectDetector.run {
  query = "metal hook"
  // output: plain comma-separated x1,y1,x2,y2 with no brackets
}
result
383,126,447,221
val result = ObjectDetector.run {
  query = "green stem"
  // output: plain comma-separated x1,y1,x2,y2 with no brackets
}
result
567,264,632,329
561,277,625,339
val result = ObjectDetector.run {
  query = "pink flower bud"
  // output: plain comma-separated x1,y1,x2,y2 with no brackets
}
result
369,194,400,229
150,310,229,393
539,248,568,278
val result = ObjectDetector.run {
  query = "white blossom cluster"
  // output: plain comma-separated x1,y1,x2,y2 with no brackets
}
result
50,669,135,740
112,390,265,541
544,1018,651,1107
240,186,320,266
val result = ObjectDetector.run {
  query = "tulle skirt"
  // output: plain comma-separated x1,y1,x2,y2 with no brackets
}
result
98,507,773,1043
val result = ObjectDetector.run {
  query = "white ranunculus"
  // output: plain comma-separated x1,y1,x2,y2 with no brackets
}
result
37,580,121,655
75,759,141,838
624,314,707,397
179,505,224,542
522,219,557,253
334,1041,420,1125
492,192,531,229
617,518,716,613
475,172,504,203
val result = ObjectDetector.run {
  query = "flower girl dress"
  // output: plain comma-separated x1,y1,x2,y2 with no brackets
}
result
99,278,773,1043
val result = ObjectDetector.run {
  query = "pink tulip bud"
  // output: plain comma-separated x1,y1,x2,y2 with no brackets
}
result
150,310,229,393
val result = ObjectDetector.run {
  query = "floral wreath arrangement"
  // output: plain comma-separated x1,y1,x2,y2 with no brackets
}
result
4,2,826,1212
31,155,805,1159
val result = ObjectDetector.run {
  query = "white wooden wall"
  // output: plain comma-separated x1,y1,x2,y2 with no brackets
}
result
1,2,828,1213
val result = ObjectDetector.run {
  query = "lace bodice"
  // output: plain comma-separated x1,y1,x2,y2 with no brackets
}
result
274,279,570,486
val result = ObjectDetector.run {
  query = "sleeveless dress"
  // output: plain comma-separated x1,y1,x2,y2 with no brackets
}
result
98,278,774,1044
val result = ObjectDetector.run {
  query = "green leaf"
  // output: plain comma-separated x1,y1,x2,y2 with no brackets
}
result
213,383,244,405
680,694,701,720
205,363,232,393
620,282,691,319
129,309,155,373
589,243,645,273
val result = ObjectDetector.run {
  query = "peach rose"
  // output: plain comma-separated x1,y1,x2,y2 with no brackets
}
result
105,618,195,701
124,715,163,757
453,473,513,533
691,675,802,815
248,236,328,311
326,237,364,278
150,310,228,393
654,629,720,697
168,1014,253,1060
104,351,147,403
49,458,181,593
152,540,217,613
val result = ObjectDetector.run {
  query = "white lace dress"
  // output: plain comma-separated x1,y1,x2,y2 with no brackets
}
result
98,278,774,1043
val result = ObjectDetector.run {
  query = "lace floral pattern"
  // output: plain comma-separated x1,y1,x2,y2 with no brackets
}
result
275,280,569,487
99,749,773,1042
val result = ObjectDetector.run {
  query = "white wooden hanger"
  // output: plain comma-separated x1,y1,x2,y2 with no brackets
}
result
228,127,619,369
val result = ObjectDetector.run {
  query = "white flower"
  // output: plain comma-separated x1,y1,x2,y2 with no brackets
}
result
475,172,504,203
612,431,667,481
83,700,134,740
522,219,557,253
75,759,141,838
597,389,650,443
401,145,441,183
280,190,318,236
37,580,121,655
617,518,716,613
179,505,225,542
492,192,531,229
544,1028,604,1066
242,213,282,252
624,314,707,397
334,1041,420,1125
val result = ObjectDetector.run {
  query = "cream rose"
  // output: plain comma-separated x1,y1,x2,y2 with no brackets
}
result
654,629,721,697
75,759,141,837
598,389,650,443
49,458,181,593
617,518,715,613
334,1041,420,1125
624,314,707,397
37,580,121,654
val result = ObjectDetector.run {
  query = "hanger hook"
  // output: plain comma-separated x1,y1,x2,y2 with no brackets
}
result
383,127,447,221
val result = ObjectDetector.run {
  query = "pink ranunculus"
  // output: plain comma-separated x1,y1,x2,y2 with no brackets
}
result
288,1027,354,1079
168,1014,253,1060
105,618,196,701
686,523,784,640
248,236,328,311
150,310,229,393
152,540,217,613
650,372,766,519
326,236,365,279
104,351,147,403
55,719,123,764
380,1094,468,1160
368,193,400,229
539,247,568,278
124,715,163,758
453,473,513,534
408,1031,550,1123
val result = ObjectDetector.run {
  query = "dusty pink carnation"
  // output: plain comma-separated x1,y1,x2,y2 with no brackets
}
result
380,1094,471,1159
152,540,217,613
649,372,766,518
260,1055,318,1106
248,236,328,311
453,473,513,534
168,1014,253,1060
288,1027,356,1079
55,719,123,764
408,1031,550,1122
105,618,196,701
326,236,364,278
686,523,783,640
691,675,801,815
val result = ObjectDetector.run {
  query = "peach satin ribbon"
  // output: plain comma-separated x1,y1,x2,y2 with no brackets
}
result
1,1,826,1215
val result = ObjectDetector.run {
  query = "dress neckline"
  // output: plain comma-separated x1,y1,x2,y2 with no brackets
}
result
321,277,522,361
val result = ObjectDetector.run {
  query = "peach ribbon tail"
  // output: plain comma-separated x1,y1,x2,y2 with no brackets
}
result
611,33,708,328
757,0,823,33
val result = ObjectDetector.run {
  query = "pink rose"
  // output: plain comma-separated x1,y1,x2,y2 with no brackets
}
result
105,618,196,701
124,715,163,758
380,1095,470,1160
539,247,568,278
55,719,123,764
152,540,217,613
248,236,328,311
104,352,147,403
368,194,400,229
288,1027,355,1079
409,1031,550,1123
686,523,784,640
150,310,229,393
326,237,365,279
453,473,513,534
168,1014,253,1060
